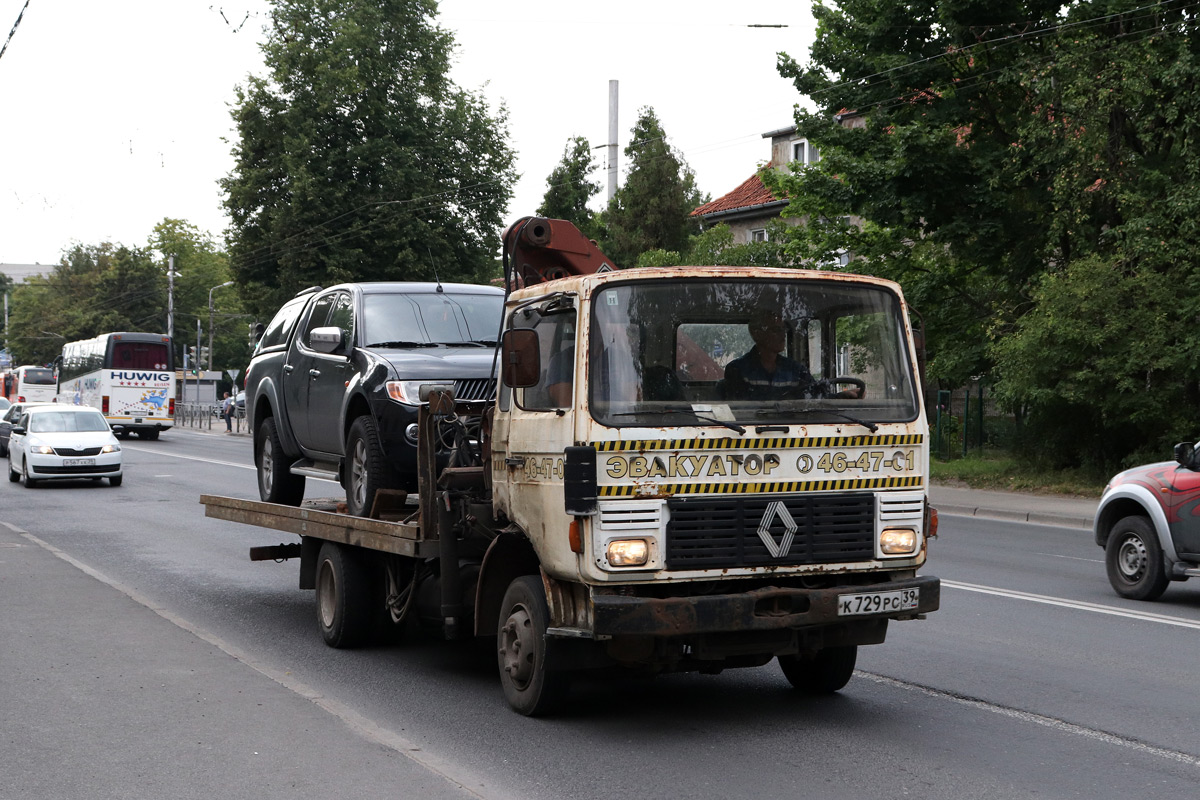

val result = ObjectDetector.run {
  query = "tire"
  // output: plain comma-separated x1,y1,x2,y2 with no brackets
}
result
8,457,18,482
109,475,123,487
1105,515,1170,601
315,542,374,648
345,415,396,518
497,575,570,716
20,458,38,488
255,417,305,506
779,645,858,694
143,429,160,441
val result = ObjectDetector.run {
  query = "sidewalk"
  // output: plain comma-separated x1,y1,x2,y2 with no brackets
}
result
0,522,489,800
930,482,1098,530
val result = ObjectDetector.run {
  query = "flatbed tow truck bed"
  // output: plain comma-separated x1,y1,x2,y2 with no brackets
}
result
200,494,432,560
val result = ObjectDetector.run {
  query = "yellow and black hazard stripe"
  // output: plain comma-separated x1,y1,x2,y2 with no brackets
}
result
598,475,924,497
591,434,924,453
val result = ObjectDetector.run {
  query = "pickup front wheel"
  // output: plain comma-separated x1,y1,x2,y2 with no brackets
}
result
346,416,395,517
256,417,306,506
1105,515,1170,601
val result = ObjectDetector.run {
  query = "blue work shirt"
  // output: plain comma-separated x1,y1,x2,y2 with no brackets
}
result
722,346,823,400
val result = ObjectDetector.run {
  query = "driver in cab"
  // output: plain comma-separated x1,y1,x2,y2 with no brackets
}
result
722,309,862,401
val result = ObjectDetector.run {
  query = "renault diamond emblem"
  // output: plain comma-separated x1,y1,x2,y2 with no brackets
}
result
757,500,797,558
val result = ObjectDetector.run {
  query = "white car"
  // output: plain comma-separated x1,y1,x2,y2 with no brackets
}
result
7,406,124,487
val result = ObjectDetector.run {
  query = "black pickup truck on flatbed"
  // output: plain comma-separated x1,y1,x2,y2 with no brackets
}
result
245,281,503,515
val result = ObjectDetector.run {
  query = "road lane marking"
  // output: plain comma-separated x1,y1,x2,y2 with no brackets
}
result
943,579,1200,629
860,671,1200,768
1036,553,1104,563
121,445,254,470
10,525,509,800
121,446,339,483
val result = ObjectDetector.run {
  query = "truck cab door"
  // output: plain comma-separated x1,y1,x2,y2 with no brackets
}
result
306,291,355,455
284,292,336,451
496,305,578,539
1167,462,1200,559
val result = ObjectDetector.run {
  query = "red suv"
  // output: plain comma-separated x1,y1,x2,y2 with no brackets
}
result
1094,442,1200,600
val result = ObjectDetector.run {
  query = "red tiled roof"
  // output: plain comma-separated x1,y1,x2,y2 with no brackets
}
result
690,172,783,217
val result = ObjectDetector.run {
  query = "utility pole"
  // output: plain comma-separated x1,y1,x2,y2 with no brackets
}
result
167,254,177,340
607,79,619,203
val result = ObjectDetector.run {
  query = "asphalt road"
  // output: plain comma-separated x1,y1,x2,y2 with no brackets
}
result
3,428,1200,799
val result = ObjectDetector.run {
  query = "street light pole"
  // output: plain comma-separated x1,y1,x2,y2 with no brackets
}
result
208,281,234,372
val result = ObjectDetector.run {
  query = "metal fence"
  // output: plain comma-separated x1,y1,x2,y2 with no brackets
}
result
175,402,248,434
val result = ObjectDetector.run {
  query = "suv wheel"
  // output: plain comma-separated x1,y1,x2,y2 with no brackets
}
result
346,416,396,517
1105,515,1170,601
256,417,306,505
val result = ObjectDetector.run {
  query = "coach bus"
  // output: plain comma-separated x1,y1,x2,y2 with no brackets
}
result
56,332,175,439
1,365,58,403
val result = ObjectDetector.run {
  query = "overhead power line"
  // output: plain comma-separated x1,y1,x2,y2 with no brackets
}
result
0,0,30,64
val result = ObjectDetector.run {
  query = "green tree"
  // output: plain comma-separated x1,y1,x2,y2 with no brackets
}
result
149,219,247,373
768,0,1200,469
537,136,601,237
221,0,517,320
7,243,164,365
601,107,706,268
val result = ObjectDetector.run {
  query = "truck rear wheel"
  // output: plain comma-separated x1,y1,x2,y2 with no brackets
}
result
345,416,395,517
1105,515,1170,601
256,417,305,505
315,542,373,648
779,645,857,694
497,575,569,716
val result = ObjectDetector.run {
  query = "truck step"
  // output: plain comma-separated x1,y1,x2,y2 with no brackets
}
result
290,459,339,481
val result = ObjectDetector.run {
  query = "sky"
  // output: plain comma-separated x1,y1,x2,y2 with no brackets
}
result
0,0,818,266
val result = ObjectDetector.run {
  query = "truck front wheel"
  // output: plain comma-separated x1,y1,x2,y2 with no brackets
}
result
1105,515,1170,601
497,575,569,716
256,417,305,506
779,645,857,694
345,416,395,517
315,542,373,648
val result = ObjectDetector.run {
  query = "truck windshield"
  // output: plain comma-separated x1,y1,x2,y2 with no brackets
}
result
363,292,503,346
589,278,919,428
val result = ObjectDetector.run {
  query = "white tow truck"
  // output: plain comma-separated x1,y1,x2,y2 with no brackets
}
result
202,217,940,715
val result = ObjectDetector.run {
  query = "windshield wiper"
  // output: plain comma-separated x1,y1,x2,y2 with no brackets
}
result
615,408,746,435
365,340,439,348
783,407,879,433
438,341,493,348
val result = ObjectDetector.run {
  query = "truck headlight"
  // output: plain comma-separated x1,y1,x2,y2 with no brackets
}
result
880,527,918,555
606,539,649,567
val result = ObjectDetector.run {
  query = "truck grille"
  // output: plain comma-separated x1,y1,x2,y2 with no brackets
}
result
454,378,496,401
665,493,875,570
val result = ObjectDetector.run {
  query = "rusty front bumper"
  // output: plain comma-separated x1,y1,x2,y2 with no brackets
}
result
590,575,940,637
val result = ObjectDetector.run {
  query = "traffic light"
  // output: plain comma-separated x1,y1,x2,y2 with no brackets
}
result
187,346,199,374
198,346,210,365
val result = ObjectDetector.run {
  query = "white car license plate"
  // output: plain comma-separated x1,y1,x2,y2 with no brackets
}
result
62,458,95,467
838,588,919,616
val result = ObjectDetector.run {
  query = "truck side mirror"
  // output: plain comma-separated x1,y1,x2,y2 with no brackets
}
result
501,329,540,388
1174,441,1196,468
252,322,266,344
309,326,344,354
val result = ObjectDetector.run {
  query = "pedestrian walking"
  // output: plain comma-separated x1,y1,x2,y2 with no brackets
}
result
221,391,234,433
